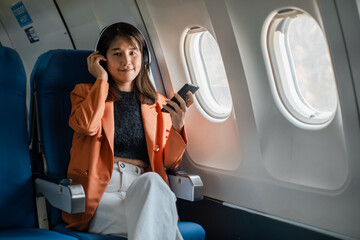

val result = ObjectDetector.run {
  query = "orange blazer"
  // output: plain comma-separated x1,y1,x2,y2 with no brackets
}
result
62,79,187,231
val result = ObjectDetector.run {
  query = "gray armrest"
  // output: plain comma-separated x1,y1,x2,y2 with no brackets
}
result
34,178,85,214
168,170,203,201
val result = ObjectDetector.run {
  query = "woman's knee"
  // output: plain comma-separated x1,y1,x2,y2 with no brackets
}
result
137,172,165,188
128,172,173,196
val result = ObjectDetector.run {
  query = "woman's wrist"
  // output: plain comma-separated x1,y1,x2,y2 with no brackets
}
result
98,76,108,82
173,125,184,135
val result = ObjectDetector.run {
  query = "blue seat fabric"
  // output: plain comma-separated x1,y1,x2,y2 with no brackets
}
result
54,222,205,240
54,224,126,240
30,49,205,240
0,228,77,240
29,49,95,181
0,46,76,240
178,222,205,240
0,46,34,229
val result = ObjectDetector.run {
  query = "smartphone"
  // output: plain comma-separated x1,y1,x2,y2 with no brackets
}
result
161,83,199,113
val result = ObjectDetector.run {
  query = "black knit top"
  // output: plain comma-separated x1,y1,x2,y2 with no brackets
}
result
113,91,149,164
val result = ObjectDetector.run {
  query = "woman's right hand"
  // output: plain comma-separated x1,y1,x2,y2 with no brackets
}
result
87,51,108,81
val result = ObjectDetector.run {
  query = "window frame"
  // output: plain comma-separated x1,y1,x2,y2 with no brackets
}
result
183,27,233,119
266,9,338,126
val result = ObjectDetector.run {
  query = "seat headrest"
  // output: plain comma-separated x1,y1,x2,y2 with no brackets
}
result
31,49,95,91
0,46,26,92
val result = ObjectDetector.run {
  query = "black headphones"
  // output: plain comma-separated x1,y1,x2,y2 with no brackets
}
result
95,22,151,67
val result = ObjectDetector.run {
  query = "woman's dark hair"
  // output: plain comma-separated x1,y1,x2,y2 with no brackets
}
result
96,22,157,104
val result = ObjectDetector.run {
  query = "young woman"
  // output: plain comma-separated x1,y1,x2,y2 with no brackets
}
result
62,22,194,240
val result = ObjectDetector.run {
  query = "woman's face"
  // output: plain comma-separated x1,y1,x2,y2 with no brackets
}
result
106,36,142,91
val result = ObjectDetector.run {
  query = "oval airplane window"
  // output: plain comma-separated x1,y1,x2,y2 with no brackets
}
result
267,10,338,126
184,28,232,119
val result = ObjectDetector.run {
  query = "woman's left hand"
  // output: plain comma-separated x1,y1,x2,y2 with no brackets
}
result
162,91,194,133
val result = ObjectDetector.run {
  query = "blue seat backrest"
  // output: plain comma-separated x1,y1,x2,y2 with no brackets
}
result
0,46,36,229
30,49,95,179
30,49,94,226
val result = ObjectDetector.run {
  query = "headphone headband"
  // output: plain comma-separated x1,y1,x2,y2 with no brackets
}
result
95,22,151,66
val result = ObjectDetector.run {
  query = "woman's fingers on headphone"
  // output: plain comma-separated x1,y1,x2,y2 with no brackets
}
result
88,52,106,67
94,51,107,59
96,55,107,64
88,51,99,60
87,52,108,80
87,52,97,66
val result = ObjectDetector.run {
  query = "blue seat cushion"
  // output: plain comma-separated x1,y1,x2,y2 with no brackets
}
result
0,228,78,240
178,222,205,240
54,222,205,240
54,224,126,240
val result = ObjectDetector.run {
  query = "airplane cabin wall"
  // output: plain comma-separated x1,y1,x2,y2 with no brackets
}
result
223,0,360,237
137,0,360,238
55,0,144,51
335,0,360,120
0,20,13,47
231,0,348,191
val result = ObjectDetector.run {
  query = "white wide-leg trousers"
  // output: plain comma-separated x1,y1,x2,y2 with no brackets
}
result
88,162,183,240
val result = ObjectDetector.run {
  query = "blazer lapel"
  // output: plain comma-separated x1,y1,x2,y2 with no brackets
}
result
141,103,157,166
102,101,114,155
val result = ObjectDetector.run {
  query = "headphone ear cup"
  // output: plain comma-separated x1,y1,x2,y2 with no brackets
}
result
142,40,151,66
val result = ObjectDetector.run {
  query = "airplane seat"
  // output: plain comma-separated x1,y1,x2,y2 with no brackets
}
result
0,46,77,240
29,49,205,240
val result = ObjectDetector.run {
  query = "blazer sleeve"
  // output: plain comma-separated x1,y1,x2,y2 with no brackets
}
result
163,127,188,169
69,79,109,136
155,93,188,169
